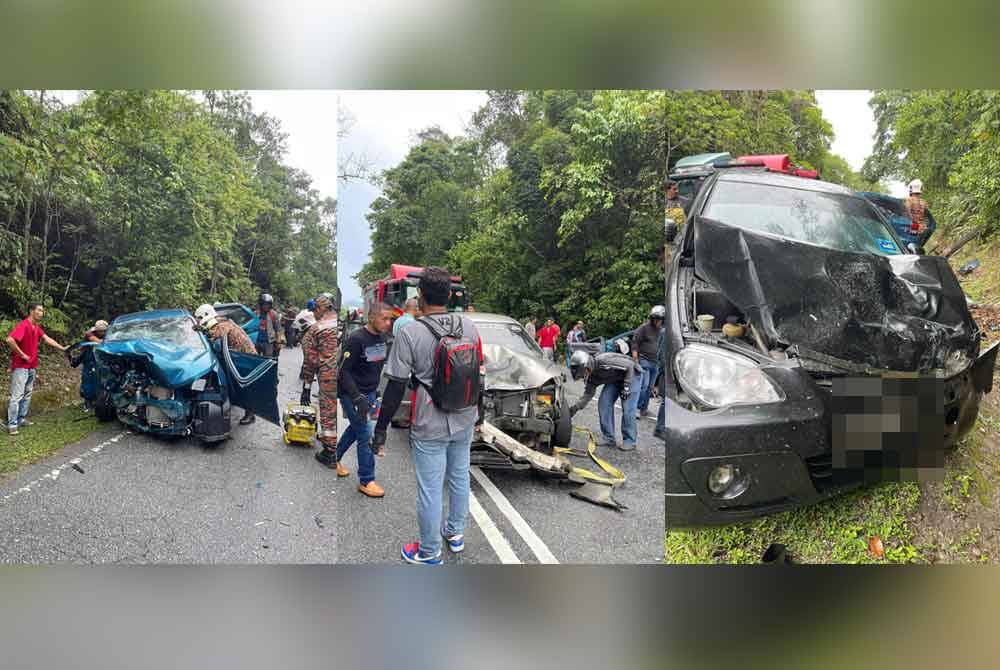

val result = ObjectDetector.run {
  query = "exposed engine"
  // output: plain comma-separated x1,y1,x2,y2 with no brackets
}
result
97,354,197,437
481,382,565,453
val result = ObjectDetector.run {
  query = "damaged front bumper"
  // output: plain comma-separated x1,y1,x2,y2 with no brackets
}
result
666,342,1000,527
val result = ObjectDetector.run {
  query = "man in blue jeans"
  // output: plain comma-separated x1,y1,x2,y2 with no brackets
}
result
631,305,664,419
318,303,392,497
6,302,68,436
371,267,483,565
568,350,642,450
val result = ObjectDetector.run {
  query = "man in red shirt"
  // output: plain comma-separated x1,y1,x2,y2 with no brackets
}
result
6,302,67,435
537,317,561,363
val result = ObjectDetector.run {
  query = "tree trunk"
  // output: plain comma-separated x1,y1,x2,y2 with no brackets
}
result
60,234,82,306
21,194,33,279
941,227,985,259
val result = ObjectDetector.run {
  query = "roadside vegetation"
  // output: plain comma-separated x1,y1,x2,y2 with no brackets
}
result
359,90,870,336
0,89,336,338
0,351,97,475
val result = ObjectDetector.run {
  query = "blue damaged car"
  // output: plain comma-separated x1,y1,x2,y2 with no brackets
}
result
86,309,279,443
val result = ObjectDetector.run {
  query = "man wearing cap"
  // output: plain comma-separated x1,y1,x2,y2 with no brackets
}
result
300,294,340,459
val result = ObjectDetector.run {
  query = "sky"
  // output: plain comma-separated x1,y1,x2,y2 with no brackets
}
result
336,90,488,305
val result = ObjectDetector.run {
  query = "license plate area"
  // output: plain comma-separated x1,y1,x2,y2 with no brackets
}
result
831,376,945,483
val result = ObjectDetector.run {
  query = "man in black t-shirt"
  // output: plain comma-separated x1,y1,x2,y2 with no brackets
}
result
320,303,392,497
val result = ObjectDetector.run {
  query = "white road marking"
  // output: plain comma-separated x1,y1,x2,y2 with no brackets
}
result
470,466,559,564
468,490,520,564
0,431,126,505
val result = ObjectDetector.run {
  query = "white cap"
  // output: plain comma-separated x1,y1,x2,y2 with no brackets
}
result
909,179,923,194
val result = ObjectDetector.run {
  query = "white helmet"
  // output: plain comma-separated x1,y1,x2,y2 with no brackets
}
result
194,304,218,329
908,179,923,194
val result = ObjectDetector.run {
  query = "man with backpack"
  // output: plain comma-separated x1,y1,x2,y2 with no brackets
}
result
371,267,484,566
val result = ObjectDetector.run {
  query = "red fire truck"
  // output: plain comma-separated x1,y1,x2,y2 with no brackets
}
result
363,264,471,319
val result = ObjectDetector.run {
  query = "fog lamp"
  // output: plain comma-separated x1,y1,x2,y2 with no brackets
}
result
708,464,736,494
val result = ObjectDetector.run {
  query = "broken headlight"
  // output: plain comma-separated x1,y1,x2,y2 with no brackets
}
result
675,343,784,408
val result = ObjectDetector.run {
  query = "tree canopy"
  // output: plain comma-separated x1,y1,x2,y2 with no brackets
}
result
0,90,337,337
359,89,865,336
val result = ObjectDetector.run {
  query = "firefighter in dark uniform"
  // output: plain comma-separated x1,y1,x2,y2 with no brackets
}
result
300,294,340,461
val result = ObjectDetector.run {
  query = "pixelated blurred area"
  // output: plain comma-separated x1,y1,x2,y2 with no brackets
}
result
832,376,946,483
3,1,1000,87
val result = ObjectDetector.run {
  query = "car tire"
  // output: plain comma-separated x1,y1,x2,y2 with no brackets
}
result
94,390,115,422
553,398,573,448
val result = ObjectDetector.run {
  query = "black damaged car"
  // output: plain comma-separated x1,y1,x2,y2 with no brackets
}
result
664,169,999,526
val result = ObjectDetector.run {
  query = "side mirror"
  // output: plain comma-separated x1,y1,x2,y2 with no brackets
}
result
664,218,679,243
906,242,920,255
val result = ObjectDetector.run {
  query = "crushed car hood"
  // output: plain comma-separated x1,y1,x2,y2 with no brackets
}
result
95,339,216,388
482,343,563,390
694,218,979,373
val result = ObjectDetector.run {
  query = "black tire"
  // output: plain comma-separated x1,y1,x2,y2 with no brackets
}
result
94,390,116,422
553,398,573,448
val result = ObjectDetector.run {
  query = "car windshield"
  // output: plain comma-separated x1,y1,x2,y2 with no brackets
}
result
105,316,206,350
476,321,543,356
705,181,903,256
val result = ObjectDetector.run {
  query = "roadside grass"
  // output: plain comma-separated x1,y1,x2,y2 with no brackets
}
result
665,481,922,564
0,406,99,475
0,350,98,476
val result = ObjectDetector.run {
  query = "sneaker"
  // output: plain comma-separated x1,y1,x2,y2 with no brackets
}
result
442,531,465,553
315,448,339,469
653,428,667,441
619,442,637,452
358,481,385,498
7,427,17,436
19,419,34,427
239,414,256,425
401,542,442,565
597,439,617,449
336,462,350,478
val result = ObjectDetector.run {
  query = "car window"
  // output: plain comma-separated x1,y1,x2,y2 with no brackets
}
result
105,316,207,350
705,181,903,256
217,305,251,326
476,321,543,356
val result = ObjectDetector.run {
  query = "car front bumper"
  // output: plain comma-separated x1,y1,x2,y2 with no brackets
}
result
666,345,998,527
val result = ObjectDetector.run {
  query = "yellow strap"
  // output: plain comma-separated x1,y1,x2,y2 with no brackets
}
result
554,425,627,486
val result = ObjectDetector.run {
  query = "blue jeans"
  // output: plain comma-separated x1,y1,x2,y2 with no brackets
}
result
7,368,36,430
598,381,639,447
335,390,376,485
410,425,474,557
638,359,660,412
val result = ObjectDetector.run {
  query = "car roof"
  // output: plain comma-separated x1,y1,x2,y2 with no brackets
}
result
113,308,192,324
716,169,856,196
464,312,520,325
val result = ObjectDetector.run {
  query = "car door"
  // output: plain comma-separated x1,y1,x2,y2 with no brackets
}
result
215,339,280,424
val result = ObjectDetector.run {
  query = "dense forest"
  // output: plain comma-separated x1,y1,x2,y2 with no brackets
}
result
0,90,336,338
864,89,1000,255
359,89,871,336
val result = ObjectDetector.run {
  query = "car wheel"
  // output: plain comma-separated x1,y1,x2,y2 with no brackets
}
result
94,390,116,422
553,398,573,448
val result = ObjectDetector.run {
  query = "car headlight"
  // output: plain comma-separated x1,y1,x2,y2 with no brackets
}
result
675,343,784,408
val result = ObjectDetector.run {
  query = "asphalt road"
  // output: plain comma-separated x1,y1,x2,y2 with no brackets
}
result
0,347,663,564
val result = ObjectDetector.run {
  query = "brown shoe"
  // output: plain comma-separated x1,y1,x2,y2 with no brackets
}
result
358,481,385,498
336,462,350,478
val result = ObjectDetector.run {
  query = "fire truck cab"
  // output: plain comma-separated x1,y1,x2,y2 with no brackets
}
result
363,264,470,319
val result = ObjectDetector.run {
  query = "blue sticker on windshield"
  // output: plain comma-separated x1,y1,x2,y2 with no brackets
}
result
877,238,898,253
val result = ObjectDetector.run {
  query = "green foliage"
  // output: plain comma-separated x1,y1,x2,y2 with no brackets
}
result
0,89,335,334
864,89,1000,243
363,89,858,337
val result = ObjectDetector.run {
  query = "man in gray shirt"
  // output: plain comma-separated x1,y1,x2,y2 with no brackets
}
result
372,267,483,565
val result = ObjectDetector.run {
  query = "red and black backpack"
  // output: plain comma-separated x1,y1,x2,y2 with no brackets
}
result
417,314,482,412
